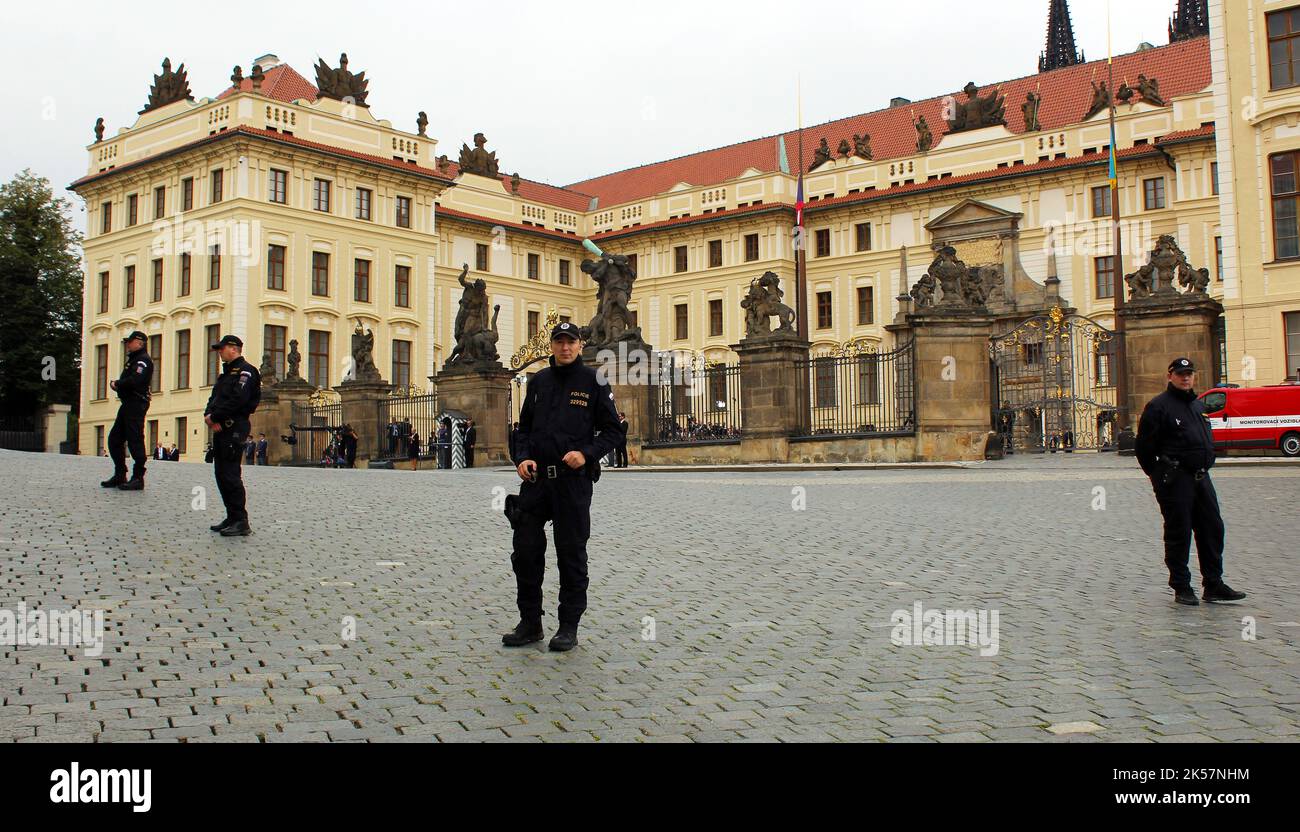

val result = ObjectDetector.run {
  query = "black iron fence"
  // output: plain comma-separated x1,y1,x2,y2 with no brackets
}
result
646,356,742,445
378,392,439,460
289,401,343,464
796,340,916,437
0,414,45,452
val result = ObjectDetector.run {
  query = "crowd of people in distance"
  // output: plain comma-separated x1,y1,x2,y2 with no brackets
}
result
151,443,181,461
320,424,360,469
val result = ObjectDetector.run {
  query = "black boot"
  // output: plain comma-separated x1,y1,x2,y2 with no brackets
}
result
219,519,251,536
101,474,126,488
502,617,543,647
209,518,233,532
548,623,579,652
1174,587,1200,606
1203,583,1247,603
117,477,144,491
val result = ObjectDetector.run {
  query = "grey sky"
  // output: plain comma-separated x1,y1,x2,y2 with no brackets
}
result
3,0,1189,208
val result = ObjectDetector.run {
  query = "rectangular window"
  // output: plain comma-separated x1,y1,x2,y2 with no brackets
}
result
1215,236,1224,281
354,259,371,302
181,177,193,211
205,325,220,386
627,253,637,274
709,298,723,337
1268,8,1300,90
815,228,831,258
127,194,138,226
179,252,191,296
95,425,105,457
816,290,832,329
312,251,329,296
1286,311,1300,378
674,245,688,273
209,244,221,290
814,358,836,408
527,253,540,280
674,303,688,340
308,330,330,389
175,417,188,455
1095,255,1116,299
356,187,372,220
176,330,190,389
267,244,286,290
1096,339,1117,387
559,259,570,285
210,169,223,204
98,271,109,314
528,310,539,337
745,233,759,262
151,258,163,303
124,264,135,308
858,355,881,405
1271,151,1300,259
395,264,411,307
1143,177,1166,210
855,222,872,252
392,339,411,390
856,286,874,325
148,420,158,452
395,195,411,228
154,186,165,219
264,325,286,380
268,169,287,204
313,178,331,212
708,239,722,268
100,201,111,234
148,334,162,394
1092,185,1112,218
475,243,489,271
95,344,108,400
1211,161,1220,196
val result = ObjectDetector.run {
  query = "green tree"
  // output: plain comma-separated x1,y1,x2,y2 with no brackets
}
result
0,170,84,422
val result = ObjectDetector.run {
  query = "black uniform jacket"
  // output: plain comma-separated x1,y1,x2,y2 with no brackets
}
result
1135,383,1216,477
515,355,621,468
204,356,262,426
116,348,154,404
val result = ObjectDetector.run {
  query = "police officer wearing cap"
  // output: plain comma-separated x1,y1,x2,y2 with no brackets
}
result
1136,357,1247,605
203,335,261,536
100,330,154,491
503,321,622,651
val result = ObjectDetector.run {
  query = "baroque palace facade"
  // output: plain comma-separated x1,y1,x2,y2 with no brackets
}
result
73,1,1248,461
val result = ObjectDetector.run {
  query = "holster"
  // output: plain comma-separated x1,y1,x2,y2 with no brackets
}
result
504,494,523,529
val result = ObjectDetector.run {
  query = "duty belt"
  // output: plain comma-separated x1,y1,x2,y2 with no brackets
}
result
542,464,582,479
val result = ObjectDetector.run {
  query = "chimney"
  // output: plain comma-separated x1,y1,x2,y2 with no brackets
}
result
253,53,281,70
890,96,912,108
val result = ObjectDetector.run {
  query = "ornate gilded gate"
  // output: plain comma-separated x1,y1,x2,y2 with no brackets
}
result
989,307,1121,452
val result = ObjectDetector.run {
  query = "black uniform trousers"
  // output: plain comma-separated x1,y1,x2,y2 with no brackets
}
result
213,419,251,523
107,400,149,479
511,472,593,625
1152,471,1225,590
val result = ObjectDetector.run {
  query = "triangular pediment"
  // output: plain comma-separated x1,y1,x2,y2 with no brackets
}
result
926,198,1023,232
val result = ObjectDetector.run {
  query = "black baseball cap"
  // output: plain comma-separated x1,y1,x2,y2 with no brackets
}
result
550,321,580,341
211,334,243,350
122,330,146,344
1168,357,1196,373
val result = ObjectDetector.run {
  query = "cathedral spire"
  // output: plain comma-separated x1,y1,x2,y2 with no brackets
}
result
1039,0,1084,73
1169,0,1209,42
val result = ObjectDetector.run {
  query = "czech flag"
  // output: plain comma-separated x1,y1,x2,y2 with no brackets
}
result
795,175,805,230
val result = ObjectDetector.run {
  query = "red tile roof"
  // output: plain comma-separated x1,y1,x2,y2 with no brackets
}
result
70,124,455,190
433,157,594,213
217,64,319,104
567,37,1211,208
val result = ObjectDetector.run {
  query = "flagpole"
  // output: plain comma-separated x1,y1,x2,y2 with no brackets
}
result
796,77,809,341
1107,0,1133,442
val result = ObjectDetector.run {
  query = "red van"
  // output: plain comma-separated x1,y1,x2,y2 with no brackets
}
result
1200,384,1300,456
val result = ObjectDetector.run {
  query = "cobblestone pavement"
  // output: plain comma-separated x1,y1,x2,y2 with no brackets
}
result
1,450,1296,743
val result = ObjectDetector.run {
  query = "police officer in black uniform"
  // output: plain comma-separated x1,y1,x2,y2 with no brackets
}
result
1136,357,1247,606
204,335,262,536
101,330,154,491
503,321,621,651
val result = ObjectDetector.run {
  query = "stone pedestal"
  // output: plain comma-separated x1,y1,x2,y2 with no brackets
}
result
1118,294,1224,427
253,378,312,465
42,404,72,453
907,309,997,461
433,363,514,466
335,380,392,465
732,334,810,462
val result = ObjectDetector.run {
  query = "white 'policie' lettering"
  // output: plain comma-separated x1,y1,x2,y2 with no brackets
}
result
49,763,151,813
